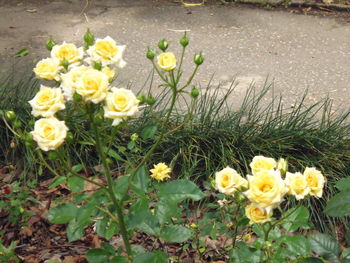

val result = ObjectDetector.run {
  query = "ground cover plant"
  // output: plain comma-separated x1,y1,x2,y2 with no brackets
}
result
0,30,350,262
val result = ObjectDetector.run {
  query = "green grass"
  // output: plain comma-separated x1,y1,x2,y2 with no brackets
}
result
1,67,350,232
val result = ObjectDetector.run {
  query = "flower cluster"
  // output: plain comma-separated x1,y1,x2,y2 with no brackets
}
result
29,33,140,151
215,156,325,224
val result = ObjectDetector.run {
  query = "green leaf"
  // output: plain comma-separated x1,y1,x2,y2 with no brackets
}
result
298,257,325,263
279,235,311,256
131,245,146,256
46,203,77,224
229,242,264,263
49,176,66,189
133,251,168,263
14,48,29,57
128,198,151,229
67,219,84,242
282,206,310,232
130,165,150,196
159,179,205,203
102,242,116,255
107,148,125,162
86,248,110,263
155,197,181,225
67,176,84,192
342,247,350,259
140,125,158,140
335,178,350,192
96,218,119,240
113,176,130,201
137,213,160,237
111,256,128,263
324,191,350,217
160,225,192,243
309,233,339,260
72,164,84,173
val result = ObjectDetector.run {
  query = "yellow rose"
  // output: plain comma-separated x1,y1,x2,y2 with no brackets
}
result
103,87,140,126
250,156,277,175
245,169,287,211
304,167,325,198
215,167,248,195
102,67,116,82
150,163,171,181
51,42,84,65
285,172,310,200
28,85,65,117
60,65,88,100
75,68,109,104
33,58,61,81
245,203,273,224
157,52,176,71
31,117,68,151
87,36,126,68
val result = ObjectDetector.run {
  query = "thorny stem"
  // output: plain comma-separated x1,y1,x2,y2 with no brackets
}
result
87,104,133,261
231,203,241,249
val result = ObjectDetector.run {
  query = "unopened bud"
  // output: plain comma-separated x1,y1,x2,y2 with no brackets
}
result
146,96,156,106
277,158,288,176
194,53,204,65
180,34,189,47
46,37,56,51
137,94,147,104
158,39,168,52
190,87,199,98
61,59,69,70
84,29,95,47
93,61,102,71
146,48,156,60
5,111,16,121
13,119,22,128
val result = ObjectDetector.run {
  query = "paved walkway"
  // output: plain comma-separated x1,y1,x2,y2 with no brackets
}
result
1,0,350,109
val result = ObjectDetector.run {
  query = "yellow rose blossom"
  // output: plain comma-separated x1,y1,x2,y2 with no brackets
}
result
87,36,126,68
31,117,68,151
250,156,277,175
215,167,248,195
150,163,171,181
245,203,273,224
304,167,325,198
277,158,288,174
285,172,310,200
60,65,89,100
75,68,109,104
51,42,84,65
28,85,65,117
102,67,116,82
157,52,176,71
103,87,140,126
33,58,61,81
245,169,288,212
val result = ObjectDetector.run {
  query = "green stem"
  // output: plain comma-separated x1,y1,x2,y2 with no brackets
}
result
179,65,199,92
176,46,186,83
152,60,171,85
87,104,133,260
231,203,241,249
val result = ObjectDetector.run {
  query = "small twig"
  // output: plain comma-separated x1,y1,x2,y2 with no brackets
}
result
79,0,89,16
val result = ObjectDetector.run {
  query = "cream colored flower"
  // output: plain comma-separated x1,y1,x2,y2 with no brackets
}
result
250,156,277,175
75,68,109,104
245,203,273,224
31,117,68,151
245,169,287,212
33,58,61,81
304,167,325,198
60,65,89,100
28,85,65,117
150,163,171,181
102,67,116,82
87,36,126,68
103,87,139,126
277,158,288,174
51,42,84,65
157,52,176,71
285,172,310,200
215,167,248,195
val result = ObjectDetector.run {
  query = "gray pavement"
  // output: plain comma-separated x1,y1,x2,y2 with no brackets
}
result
1,0,350,110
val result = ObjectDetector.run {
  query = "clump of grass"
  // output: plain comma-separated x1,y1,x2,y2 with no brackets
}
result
1,67,350,231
